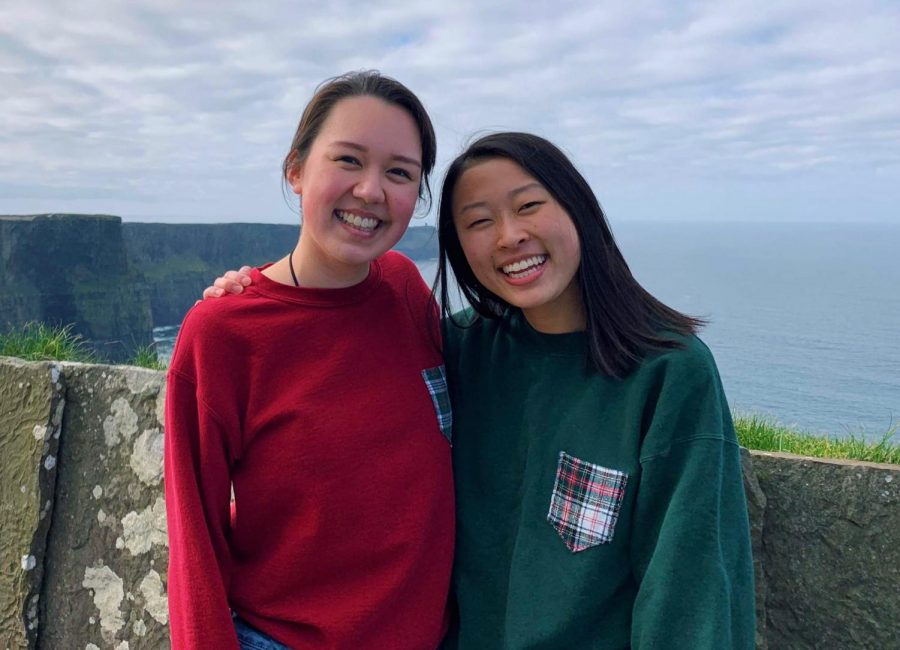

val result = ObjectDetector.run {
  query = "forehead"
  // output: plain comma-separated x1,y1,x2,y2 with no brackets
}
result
453,158,542,205
315,95,422,157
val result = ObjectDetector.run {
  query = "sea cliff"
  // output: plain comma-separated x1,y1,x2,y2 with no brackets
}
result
0,214,153,361
0,214,438,360
122,221,437,326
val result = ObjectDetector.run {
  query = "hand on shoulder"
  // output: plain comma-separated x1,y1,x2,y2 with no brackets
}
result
201,266,253,299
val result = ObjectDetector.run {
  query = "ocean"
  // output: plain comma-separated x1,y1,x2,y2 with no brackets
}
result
154,221,899,441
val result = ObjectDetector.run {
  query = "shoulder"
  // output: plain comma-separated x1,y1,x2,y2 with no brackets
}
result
169,295,258,377
441,307,487,341
378,250,419,279
638,333,721,385
441,308,507,368
377,251,441,351
377,251,429,298
176,293,254,342
634,334,736,457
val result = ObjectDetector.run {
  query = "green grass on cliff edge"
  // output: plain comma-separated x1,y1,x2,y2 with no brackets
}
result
734,413,899,465
0,322,95,362
128,344,168,371
0,322,167,370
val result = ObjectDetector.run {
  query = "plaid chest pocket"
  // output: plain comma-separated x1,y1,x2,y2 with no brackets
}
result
421,365,452,444
547,451,629,553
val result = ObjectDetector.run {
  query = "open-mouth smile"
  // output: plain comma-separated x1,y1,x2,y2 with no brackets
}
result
500,255,548,280
335,210,383,233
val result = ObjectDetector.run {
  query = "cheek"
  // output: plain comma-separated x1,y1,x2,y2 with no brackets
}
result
390,187,421,222
558,220,581,257
562,232,582,283
458,234,495,283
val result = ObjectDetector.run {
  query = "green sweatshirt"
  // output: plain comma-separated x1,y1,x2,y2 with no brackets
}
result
442,309,755,649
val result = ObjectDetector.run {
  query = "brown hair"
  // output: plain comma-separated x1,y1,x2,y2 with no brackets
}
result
282,70,437,207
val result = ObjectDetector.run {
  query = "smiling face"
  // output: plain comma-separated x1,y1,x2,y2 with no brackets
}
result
452,157,586,333
287,95,423,287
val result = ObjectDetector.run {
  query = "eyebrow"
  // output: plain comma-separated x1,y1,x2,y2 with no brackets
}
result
459,182,543,214
332,141,422,168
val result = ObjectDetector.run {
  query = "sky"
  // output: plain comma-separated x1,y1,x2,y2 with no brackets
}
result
1,0,899,225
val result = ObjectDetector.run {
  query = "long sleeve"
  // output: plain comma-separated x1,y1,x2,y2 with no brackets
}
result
164,369,239,650
629,350,756,649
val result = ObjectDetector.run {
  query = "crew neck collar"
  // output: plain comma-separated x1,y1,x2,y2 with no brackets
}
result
505,309,587,357
249,259,383,307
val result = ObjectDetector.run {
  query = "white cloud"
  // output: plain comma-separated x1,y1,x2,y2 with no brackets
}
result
0,0,898,222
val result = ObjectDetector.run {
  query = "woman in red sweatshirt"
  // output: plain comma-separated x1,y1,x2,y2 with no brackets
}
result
164,71,454,649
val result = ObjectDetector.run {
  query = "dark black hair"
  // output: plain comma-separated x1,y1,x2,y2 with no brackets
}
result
282,70,437,208
435,132,704,378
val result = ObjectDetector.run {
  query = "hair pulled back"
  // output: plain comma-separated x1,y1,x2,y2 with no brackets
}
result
282,70,437,207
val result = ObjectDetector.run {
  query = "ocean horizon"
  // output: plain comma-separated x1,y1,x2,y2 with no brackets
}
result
154,221,899,442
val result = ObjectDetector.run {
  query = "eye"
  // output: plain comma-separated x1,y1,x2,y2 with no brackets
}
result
336,155,361,166
465,217,492,230
519,200,544,212
388,167,413,180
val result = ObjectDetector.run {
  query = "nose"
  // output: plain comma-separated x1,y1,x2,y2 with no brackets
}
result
353,170,386,204
496,216,528,249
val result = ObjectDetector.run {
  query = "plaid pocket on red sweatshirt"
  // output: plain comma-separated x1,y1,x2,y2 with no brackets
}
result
547,451,629,552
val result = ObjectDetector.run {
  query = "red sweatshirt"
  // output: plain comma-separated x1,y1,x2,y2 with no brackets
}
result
164,252,455,649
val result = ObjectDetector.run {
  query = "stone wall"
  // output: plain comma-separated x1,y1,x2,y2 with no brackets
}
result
752,453,900,648
1,357,898,649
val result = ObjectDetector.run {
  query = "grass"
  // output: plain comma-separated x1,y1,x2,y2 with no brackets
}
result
0,322,168,370
128,344,168,371
0,322,95,362
734,412,899,465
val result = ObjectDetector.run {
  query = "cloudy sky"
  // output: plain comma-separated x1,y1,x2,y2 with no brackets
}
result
1,0,898,224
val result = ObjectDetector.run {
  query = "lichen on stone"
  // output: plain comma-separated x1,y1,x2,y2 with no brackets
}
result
103,397,139,447
120,496,167,555
139,569,169,625
129,428,164,486
82,564,125,642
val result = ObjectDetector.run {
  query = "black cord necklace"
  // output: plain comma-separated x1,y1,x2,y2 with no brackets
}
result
288,249,299,287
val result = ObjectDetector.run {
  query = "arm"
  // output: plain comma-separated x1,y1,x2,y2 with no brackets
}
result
164,334,241,648
629,346,756,649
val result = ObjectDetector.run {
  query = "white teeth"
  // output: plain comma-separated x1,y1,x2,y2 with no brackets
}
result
502,255,547,275
335,210,380,231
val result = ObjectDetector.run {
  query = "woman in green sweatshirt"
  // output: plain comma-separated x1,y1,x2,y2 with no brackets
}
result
435,132,755,649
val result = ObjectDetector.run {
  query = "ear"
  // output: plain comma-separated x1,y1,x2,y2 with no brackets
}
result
285,154,304,197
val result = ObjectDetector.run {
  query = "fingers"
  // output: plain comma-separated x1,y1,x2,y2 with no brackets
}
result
201,267,252,300
223,270,251,287
213,276,243,294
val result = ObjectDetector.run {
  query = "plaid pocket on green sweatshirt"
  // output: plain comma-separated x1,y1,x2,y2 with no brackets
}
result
547,451,628,552
421,365,452,444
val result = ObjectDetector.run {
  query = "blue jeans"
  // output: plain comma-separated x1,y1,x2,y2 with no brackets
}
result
234,615,290,650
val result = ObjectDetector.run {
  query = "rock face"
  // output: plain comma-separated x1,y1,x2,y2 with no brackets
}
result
0,215,153,361
753,452,900,649
1,215,438,359
0,358,64,649
122,222,298,327
122,222,438,327
37,363,169,649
